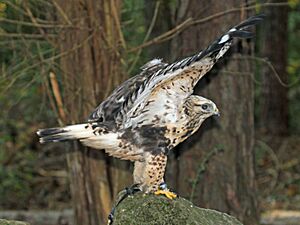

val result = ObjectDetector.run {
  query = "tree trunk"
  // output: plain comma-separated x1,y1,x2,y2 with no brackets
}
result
260,0,289,136
55,1,131,224
166,1,259,224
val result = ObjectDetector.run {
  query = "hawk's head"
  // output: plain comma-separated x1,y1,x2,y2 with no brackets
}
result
185,95,219,125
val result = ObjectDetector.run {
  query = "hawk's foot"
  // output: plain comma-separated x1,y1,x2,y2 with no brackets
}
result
154,189,177,199
154,183,177,200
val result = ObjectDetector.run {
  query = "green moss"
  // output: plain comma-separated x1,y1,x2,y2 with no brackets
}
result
113,193,243,225
0,219,29,225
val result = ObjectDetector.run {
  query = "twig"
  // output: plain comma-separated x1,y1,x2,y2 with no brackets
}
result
3,1,30,18
233,55,299,87
127,1,160,74
280,158,299,170
255,140,280,193
128,2,290,53
49,71,66,122
0,17,92,29
111,0,126,49
192,2,289,26
2,32,94,86
44,74,60,123
38,169,68,177
98,26,126,67
0,32,56,39
1,73,40,112
24,0,56,46
51,0,72,25
127,18,193,53
220,69,262,85
0,39,48,45
0,47,55,85
189,146,224,202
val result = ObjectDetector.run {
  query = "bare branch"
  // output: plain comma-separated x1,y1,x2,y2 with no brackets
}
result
51,0,72,25
24,0,56,46
0,32,56,39
111,0,126,49
234,55,299,88
128,2,290,53
128,18,193,53
0,17,90,30
192,2,290,26
0,32,94,95
49,71,67,122
128,1,160,73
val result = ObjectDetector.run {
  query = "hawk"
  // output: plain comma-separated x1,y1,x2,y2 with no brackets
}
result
37,15,264,199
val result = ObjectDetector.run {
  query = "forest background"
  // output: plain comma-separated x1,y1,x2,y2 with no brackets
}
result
0,0,299,225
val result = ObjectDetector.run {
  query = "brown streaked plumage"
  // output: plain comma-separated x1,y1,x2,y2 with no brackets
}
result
37,15,264,194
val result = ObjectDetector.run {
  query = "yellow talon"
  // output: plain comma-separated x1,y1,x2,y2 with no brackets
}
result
154,189,177,200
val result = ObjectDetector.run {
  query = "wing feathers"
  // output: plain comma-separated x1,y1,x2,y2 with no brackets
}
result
89,15,264,127
38,15,264,160
234,14,265,30
189,14,265,66
229,30,254,39
123,14,264,127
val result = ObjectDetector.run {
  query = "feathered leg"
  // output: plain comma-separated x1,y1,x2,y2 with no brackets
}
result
138,153,177,199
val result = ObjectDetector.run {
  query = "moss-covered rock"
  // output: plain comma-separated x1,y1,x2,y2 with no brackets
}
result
113,193,243,225
0,219,29,225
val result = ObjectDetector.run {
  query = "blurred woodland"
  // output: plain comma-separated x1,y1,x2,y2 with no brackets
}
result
0,0,299,225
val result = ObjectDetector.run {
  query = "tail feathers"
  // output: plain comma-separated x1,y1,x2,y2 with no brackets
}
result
37,123,98,143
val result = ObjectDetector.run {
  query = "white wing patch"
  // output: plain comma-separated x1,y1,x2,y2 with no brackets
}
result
218,34,230,44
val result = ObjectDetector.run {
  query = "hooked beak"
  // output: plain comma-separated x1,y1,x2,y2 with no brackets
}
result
214,108,220,117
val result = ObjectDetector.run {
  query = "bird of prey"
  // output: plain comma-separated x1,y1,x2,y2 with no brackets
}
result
37,15,264,200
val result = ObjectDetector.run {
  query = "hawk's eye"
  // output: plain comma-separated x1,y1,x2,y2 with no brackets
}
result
201,104,208,110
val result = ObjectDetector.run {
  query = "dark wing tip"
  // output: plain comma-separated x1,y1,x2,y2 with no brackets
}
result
226,14,265,40
229,30,254,39
234,14,265,30
39,135,70,143
185,14,265,66
37,127,66,137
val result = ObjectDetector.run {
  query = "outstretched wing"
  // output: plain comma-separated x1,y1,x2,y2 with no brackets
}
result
124,14,265,128
89,14,264,128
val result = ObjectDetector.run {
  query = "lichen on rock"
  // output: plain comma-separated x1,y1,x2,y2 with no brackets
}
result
0,219,29,225
112,193,243,225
